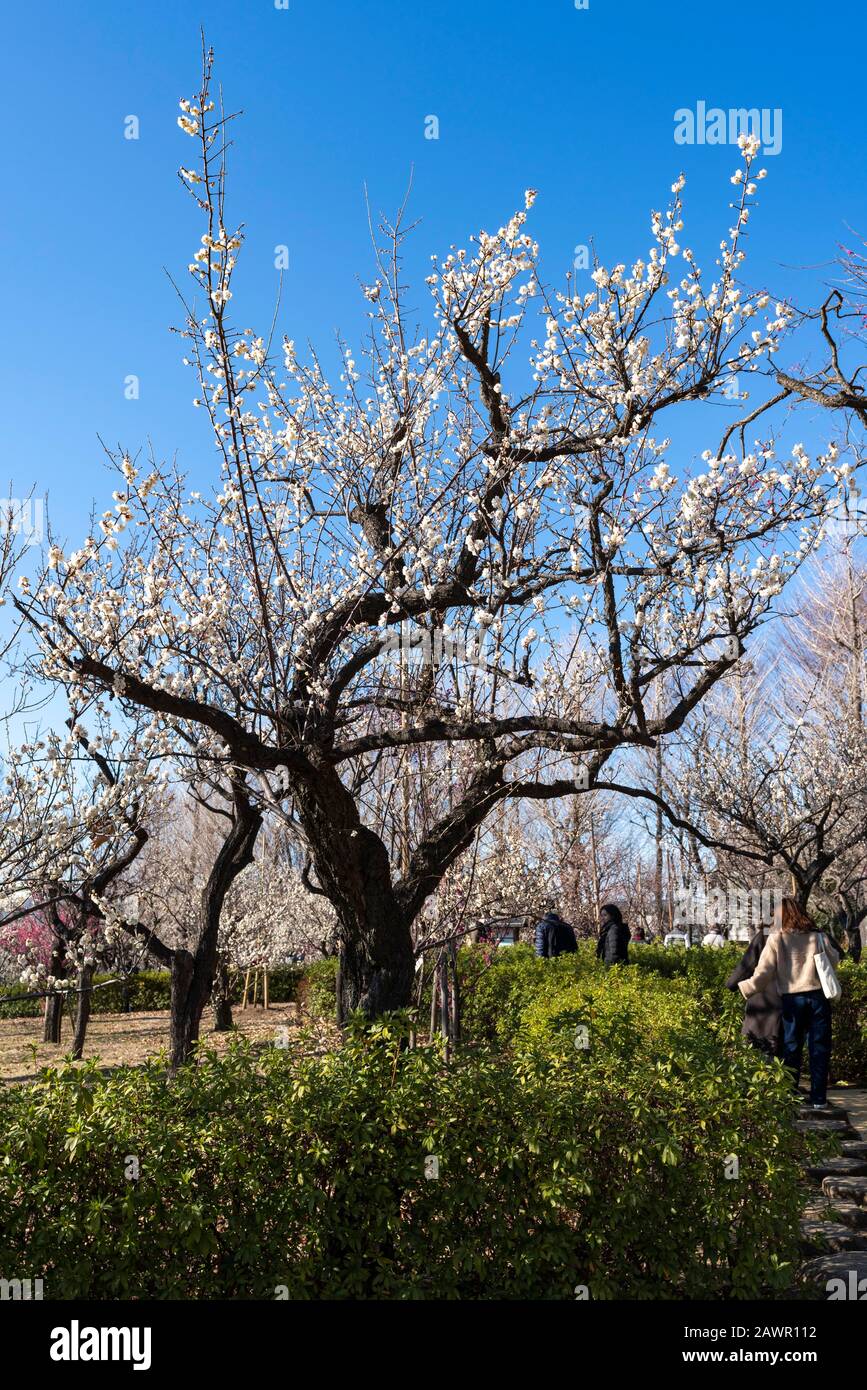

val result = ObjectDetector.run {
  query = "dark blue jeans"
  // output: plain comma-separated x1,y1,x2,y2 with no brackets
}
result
781,989,832,1105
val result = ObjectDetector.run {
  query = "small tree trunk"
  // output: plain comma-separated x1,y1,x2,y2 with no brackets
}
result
170,949,199,1070
438,953,449,1034
169,784,262,1069
71,963,95,1060
655,728,665,934
43,933,67,1043
589,811,600,930
211,954,233,1032
43,992,63,1045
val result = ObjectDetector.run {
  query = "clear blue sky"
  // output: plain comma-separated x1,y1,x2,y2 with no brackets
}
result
2,0,865,548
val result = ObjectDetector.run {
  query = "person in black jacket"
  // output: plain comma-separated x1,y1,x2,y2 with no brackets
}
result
725,926,782,1058
535,910,578,958
596,903,629,966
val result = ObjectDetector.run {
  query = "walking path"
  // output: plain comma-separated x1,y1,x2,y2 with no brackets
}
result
797,1086,867,1294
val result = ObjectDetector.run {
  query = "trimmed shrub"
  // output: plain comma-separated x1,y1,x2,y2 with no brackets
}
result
0,964,307,1020
0,988,41,1019
297,956,338,1019
0,970,175,1020
0,1012,818,1300
460,940,867,1085
458,942,572,1044
0,935,847,1299
831,959,867,1085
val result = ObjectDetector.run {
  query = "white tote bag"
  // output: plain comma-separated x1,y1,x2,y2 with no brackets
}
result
814,933,843,1003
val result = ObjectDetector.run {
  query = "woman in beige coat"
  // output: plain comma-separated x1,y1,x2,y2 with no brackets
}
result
737,897,842,1108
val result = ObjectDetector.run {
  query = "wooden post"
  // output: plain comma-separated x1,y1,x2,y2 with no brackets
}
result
429,955,438,1040
263,969,269,1011
636,861,646,938
448,941,460,1048
411,953,425,1050
241,969,251,1011
654,677,667,936
439,953,451,1063
666,851,675,936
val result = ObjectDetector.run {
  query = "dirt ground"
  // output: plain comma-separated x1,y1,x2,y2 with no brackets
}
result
0,1003,331,1083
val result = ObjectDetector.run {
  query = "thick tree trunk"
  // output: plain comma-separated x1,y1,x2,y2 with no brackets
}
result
294,763,415,1022
294,753,510,1023
71,963,95,1060
336,897,416,1024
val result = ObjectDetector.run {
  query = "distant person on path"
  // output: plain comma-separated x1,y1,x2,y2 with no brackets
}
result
736,897,843,1107
596,903,630,966
535,908,578,958
702,926,726,948
630,924,647,944
726,922,783,1060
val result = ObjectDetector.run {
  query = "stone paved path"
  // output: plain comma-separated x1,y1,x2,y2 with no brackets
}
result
797,1087,867,1294
834,1087,867,1134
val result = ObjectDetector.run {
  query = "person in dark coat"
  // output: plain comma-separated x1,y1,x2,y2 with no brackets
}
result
535,910,578,958
596,903,629,966
726,926,782,1059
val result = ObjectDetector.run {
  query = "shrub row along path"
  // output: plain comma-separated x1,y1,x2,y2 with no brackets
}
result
798,1087,867,1294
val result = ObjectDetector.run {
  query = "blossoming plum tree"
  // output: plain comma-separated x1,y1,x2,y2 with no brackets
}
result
15,51,852,1029
0,702,160,1051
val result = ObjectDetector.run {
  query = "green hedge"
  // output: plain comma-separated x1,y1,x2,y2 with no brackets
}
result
0,988,40,1019
0,939,849,1299
831,960,867,1085
459,941,867,1085
631,943,867,1085
296,956,338,1019
0,1010,822,1300
0,964,308,1020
